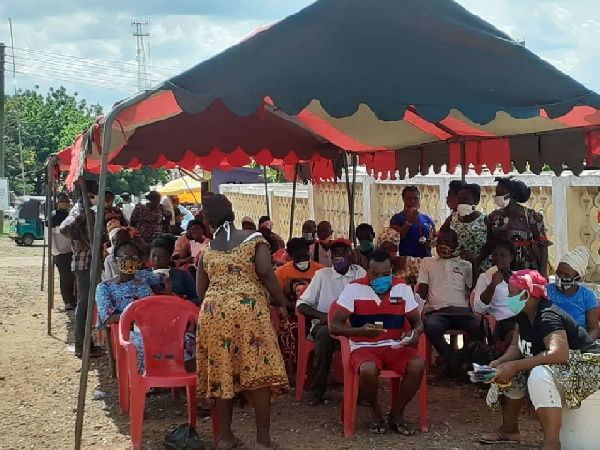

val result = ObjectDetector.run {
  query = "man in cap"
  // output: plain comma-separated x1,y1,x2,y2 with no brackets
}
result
298,238,366,404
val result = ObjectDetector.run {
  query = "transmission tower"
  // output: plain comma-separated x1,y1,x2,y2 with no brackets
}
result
131,20,151,90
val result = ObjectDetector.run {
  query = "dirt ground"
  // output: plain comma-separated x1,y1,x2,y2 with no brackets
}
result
0,236,543,449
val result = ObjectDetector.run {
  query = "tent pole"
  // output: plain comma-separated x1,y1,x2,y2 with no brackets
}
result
41,215,46,291
263,166,271,217
289,163,299,242
74,139,110,450
343,153,353,241
46,160,55,335
350,154,358,244
460,140,466,183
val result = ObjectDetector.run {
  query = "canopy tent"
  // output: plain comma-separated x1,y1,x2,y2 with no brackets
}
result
81,0,598,178
71,1,600,447
158,175,203,204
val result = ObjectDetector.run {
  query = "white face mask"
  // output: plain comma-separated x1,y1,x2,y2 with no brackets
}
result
89,194,99,206
457,204,475,217
295,261,310,271
494,194,510,209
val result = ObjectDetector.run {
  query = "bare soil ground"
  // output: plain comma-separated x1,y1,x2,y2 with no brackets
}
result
0,236,543,449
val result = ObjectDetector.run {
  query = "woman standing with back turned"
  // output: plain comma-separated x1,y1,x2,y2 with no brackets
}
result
196,194,289,449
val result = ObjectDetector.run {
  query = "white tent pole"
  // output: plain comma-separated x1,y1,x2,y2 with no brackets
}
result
74,89,156,450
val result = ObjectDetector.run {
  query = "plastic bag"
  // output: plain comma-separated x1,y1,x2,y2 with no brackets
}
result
164,424,205,450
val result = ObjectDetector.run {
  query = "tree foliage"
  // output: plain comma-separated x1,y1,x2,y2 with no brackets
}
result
3,85,168,196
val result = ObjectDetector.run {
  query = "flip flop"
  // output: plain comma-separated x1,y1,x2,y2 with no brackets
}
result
217,437,243,449
387,419,418,436
369,420,387,434
479,432,520,445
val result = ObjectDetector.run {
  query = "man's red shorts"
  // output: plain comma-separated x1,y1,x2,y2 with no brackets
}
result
350,345,420,374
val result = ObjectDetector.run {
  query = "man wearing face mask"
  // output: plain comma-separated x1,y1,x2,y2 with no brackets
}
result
330,250,425,434
310,221,334,267
547,246,600,339
60,179,104,358
275,238,325,376
352,223,376,269
417,229,479,377
298,239,366,405
302,220,317,243
50,192,76,310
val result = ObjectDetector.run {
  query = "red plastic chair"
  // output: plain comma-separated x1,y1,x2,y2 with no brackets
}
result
119,296,201,450
295,310,316,400
108,322,130,414
328,301,428,436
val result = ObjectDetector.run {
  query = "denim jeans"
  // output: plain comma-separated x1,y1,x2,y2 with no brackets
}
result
75,269,91,351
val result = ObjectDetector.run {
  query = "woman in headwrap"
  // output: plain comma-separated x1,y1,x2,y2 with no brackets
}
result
480,270,600,448
547,247,599,339
378,227,421,286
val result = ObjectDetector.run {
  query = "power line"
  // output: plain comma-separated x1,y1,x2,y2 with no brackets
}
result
13,64,139,89
12,69,137,93
11,45,179,73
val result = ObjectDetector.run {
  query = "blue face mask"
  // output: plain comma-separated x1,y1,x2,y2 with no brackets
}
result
506,289,529,315
359,240,374,254
370,275,392,294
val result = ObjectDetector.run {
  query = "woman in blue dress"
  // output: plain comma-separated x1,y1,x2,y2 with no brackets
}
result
96,240,153,372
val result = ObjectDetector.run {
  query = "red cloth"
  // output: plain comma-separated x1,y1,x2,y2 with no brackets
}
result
350,345,419,374
509,270,548,299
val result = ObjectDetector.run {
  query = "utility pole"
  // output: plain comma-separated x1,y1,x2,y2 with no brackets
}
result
131,20,151,90
0,43,6,233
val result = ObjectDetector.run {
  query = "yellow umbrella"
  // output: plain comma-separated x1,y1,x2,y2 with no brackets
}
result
158,175,203,204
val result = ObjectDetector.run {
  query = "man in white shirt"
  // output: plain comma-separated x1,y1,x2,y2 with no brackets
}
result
329,250,425,434
298,238,366,404
417,228,479,375
50,192,76,310
120,192,135,223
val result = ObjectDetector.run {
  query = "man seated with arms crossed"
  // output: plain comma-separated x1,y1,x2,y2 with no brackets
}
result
297,238,366,405
417,228,479,377
329,250,425,435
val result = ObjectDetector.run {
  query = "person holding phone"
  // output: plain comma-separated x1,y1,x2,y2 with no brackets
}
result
329,250,425,435
390,186,436,258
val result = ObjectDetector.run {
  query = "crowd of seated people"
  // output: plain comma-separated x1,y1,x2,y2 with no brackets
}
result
55,181,600,448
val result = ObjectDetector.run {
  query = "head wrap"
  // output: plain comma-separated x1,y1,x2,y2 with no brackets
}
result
106,219,121,234
273,248,290,264
377,227,401,247
108,227,121,243
509,270,548,299
151,234,178,256
559,246,590,277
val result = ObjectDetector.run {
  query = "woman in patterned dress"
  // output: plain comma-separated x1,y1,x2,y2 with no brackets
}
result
480,178,552,279
129,191,171,247
442,183,491,272
196,195,288,450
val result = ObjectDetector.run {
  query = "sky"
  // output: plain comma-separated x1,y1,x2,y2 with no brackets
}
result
1,0,599,111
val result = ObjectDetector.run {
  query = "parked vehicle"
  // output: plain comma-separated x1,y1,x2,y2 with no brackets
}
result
9,196,47,246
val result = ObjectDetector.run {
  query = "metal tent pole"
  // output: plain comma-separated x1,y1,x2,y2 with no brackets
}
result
289,163,299,242
263,166,271,217
46,159,55,335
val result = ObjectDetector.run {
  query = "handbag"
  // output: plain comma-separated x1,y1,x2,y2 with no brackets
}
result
461,317,501,367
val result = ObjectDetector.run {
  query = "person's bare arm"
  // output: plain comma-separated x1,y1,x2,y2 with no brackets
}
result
586,307,600,340
297,303,328,324
255,242,288,313
416,283,428,302
195,255,209,305
478,272,504,305
490,325,522,366
538,245,549,280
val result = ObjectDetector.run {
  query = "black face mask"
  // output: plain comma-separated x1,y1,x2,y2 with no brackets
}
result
556,276,579,291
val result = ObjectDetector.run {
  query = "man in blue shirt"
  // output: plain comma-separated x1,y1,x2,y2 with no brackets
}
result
390,186,436,258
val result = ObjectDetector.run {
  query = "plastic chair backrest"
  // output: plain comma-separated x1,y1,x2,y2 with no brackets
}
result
120,295,198,376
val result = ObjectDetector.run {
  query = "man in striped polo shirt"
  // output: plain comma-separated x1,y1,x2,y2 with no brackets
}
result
330,250,425,435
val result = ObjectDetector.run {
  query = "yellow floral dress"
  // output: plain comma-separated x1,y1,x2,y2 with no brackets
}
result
197,234,289,399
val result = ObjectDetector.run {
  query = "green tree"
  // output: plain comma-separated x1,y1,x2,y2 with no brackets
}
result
3,86,103,195
88,166,169,198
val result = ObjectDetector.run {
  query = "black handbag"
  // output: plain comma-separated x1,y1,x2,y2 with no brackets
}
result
164,424,206,450
461,317,501,367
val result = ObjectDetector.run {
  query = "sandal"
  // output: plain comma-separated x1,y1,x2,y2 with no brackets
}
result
369,420,387,434
387,418,417,436
217,437,243,449
479,432,520,445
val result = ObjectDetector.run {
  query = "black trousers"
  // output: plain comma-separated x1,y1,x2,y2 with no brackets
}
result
54,252,76,307
310,323,336,397
424,306,480,368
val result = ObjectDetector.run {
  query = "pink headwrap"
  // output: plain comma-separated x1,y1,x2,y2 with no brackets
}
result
509,270,548,299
